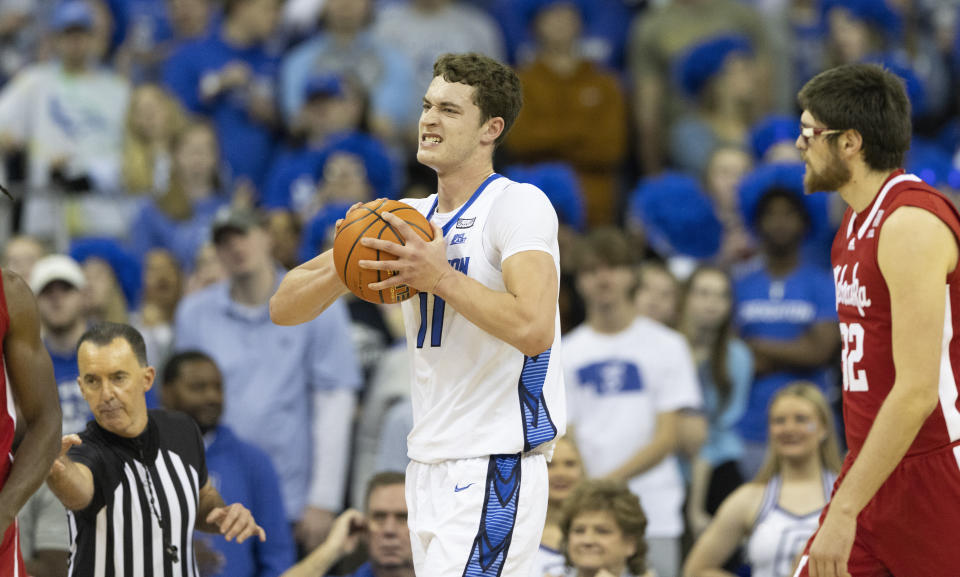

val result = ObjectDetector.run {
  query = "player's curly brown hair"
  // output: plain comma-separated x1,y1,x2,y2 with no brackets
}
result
432,53,522,146
560,479,648,576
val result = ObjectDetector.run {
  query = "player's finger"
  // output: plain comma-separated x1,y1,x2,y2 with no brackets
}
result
360,237,404,254
221,507,245,540
380,211,415,239
358,259,402,271
430,222,444,242
234,519,258,543
367,276,402,291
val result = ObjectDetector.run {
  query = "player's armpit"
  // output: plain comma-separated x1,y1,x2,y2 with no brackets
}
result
878,206,958,407
270,249,349,326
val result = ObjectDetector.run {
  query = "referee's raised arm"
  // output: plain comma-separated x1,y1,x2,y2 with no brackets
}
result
46,434,94,511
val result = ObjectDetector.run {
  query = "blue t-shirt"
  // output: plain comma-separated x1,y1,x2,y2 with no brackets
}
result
203,426,295,577
127,195,227,271
49,346,91,435
734,262,838,442
163,30,280,188
698,339,752,466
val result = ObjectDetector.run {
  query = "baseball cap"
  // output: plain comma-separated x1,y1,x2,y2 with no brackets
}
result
29,254,87,295
303,74,345,101
50,1,95,32
211,207,264,244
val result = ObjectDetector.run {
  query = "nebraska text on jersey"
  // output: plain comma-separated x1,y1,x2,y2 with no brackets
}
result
834,263,872,316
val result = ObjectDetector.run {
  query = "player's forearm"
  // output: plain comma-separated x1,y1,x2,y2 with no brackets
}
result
270,250,349,326
830,384,937,517
0,408,60,523
433,269,555,357
47,459,94,511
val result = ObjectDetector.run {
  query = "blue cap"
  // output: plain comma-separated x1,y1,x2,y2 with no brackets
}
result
628,172,722,259
51,1,95,32
675,34,753,98
303,74,345,100
821,0,902,38
69,237,143,308
315,132,395,200
505,163,585,231
737,162,831,238
907,139,960,190
750,115,800,161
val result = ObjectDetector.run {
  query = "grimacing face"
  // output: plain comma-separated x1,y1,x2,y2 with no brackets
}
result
417,76,498,175
78,338,154,438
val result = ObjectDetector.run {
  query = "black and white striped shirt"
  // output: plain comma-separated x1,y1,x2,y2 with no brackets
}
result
67,410,208,577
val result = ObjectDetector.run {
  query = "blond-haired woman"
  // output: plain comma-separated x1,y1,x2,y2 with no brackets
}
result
536,436,587,576
683,383,842,577
122,83,188,194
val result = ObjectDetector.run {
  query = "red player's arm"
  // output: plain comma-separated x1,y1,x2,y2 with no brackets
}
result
0,270,61,531
828,206,956,518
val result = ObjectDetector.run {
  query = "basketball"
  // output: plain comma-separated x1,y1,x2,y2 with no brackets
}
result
333,199,434,304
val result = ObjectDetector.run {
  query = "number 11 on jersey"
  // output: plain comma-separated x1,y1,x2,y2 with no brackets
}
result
417,292,445,348
840,322,869,391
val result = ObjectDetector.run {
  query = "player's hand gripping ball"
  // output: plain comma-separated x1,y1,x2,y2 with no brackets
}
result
333,199,434,303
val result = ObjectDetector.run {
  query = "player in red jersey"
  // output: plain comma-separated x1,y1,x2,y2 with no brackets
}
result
792,63,960,577
0,267,62,576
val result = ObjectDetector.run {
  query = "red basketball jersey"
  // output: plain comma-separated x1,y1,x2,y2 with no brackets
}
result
0,272,13,483
831,169,960,460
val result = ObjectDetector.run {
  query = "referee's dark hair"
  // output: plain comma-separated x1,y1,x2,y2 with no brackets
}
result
77,322,149,366
365,471,405,510
162,350,217,387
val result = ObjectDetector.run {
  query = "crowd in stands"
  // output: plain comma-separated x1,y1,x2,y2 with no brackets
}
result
4,0,960,575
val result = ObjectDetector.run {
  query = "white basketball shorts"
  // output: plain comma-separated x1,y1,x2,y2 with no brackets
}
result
406,452,548,577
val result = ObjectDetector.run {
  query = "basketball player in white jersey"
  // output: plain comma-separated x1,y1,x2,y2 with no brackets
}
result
270,52,565,577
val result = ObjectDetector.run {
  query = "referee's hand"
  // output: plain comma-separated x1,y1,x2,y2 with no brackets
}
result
207,503,267,544
50,434,82,475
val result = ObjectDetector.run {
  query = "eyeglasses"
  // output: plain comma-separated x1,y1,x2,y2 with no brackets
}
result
799,125,845,145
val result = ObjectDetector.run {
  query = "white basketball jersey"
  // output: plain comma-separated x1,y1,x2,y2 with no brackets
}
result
399,174,566,463
746,471,836,577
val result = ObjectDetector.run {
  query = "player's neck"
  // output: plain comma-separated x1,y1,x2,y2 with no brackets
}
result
779,454,822,482
587,302,636,334
435,163,496,213
838,166,899,214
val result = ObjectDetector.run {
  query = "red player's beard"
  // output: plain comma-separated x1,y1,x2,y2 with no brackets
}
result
804,147,852,194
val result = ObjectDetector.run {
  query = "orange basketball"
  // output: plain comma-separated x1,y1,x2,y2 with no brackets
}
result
333,199,434,304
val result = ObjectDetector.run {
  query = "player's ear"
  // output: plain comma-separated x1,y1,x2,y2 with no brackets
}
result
481,116,505,145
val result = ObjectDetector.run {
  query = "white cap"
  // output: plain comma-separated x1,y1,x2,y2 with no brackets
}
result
29,255,86,294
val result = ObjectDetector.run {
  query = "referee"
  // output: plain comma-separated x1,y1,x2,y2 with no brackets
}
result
46,323,266,576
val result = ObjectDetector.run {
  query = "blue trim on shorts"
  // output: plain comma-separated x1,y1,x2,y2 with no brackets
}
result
518,348,558,452
462,454,521,577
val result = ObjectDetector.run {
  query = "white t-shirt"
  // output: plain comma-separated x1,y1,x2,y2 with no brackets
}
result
399,175,566,463
0,62,129,190
563,317,701,538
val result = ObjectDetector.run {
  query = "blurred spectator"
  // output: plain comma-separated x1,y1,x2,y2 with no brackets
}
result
185,241,225,293
266,208,302,270
371,0,506,100
109,0,180,81
627,0,771,174
2,234,48,281
161,350,296,577
174,207,362,551
703,144,755,266
677,266,753,538
504,0,627,227
131,249,183,390
683,383,842,577
121,83,188,195
669,34,761,175
560,480,652,577
533,436,585,577
749,115,802,165
280,0,417,144
0,0,130,192
70,237,142,324
634,260,680,328
490,0,634,70
281,471,414,577
263,75,393,222
564,228,700,577
163,0,282,190
628,172,723,266
29,254,92,435
127,122,229,269
20,485,68,577
733,187,840,478
167,0,212,41
0,0,36,86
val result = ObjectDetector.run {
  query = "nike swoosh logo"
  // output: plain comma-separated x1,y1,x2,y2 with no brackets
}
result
454,483,475,492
